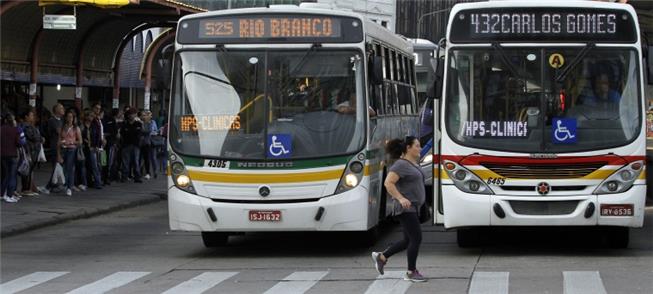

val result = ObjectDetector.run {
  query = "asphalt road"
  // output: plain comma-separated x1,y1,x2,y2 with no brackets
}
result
1,202,652,294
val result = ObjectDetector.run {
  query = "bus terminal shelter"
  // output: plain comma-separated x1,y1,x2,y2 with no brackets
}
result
0,0,204,114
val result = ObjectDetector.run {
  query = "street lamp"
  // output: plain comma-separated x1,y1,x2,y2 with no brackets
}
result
416,8,451,40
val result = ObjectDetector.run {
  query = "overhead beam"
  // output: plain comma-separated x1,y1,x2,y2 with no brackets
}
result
142,29,175,110
111,22,175,109
0,0,26,17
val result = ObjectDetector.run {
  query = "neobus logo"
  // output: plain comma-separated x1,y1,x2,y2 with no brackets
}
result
236,162,294,168
530,154,558,159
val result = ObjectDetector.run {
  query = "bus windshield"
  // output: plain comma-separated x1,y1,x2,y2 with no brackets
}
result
445,47,641,153
170,49,365,160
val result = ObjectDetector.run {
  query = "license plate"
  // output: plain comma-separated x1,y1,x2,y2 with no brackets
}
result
600,204,634,216
249,210,282,222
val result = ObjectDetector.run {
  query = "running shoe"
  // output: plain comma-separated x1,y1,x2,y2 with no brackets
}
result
405,270,427,282
371,252,386,275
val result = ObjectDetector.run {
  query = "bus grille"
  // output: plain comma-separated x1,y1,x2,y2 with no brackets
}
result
501,185,586,192
509,200,579,215
481,163,606,179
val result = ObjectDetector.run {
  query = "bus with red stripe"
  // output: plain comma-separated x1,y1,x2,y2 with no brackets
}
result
431,1,649,248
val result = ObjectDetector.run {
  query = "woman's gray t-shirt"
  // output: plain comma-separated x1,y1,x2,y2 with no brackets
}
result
389,159,426,215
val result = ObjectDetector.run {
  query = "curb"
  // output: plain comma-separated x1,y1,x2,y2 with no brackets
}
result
1,193,165,238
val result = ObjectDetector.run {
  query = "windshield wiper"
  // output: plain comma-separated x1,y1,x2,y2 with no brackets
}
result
555,43,595,83
492,43,524,78
184,71,232,86
289,43,322,76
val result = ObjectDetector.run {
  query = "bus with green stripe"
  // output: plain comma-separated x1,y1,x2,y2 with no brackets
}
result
168,3,420,247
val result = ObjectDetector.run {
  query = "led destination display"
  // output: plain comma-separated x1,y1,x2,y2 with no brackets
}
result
450,8,636,43
178,14,364,44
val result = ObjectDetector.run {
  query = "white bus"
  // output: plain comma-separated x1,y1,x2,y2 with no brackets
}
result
168,4,420,246
432,0,649,248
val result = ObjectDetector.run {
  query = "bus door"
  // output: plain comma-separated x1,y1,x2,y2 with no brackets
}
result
431,48,444,225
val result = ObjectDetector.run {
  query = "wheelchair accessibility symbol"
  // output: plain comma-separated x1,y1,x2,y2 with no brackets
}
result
552,118,577,144
267,134,292,158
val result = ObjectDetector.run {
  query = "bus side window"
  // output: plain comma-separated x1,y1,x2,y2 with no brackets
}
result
368,83,383,116
383,47,391,80
384,82,395,115
373,44,385,116
398,84,412,114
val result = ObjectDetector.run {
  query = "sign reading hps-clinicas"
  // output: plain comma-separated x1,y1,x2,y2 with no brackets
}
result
450,8,636,43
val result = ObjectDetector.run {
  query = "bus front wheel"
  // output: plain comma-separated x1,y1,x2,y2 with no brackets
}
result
202,232,229,247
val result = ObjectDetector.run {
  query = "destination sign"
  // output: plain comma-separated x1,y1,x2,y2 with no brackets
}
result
178,14,363,44
180,115,241,132
450,8,636,43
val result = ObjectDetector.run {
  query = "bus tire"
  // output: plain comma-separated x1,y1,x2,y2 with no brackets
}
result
202,232,229,247
457,228,481,248
604,227,629,249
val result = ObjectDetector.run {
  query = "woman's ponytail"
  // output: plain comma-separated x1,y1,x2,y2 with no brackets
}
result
385,139,405,159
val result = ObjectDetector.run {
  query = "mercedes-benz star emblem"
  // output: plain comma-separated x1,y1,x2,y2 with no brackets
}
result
259,186,270,197
537,182,550,195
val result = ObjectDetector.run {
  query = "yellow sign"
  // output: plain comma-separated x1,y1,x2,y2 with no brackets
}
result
549,53,565,69
39,0,130,8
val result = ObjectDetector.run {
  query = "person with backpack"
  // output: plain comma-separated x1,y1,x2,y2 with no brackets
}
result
19,108,43,196
37,103,64,194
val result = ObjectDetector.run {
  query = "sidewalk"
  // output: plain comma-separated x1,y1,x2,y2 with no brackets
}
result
1,165,167,237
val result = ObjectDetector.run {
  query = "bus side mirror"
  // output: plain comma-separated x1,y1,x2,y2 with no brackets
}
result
369,56,383,85
647,46,653,85
428,56,444,99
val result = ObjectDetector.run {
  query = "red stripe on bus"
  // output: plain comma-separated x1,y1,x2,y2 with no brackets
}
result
436,154,645,165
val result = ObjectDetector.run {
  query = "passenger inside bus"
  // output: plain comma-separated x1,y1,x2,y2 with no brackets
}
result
580,73,621,107
335,89,377,117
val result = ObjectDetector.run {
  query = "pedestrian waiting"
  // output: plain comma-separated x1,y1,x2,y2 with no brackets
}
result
1,113,23,203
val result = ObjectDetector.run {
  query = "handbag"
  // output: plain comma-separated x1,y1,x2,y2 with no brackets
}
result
52,162,66,185
17,148,31,176
76,147,85,161
99,149,107,166
151,135,165,147
37,143,47,163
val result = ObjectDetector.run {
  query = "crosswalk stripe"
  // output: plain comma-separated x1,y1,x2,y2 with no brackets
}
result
563,271,607,294
0,271,69,294
364,271,412,294
65,271,150,294
161,272,238,294
468,272,509,294
263,271,329,294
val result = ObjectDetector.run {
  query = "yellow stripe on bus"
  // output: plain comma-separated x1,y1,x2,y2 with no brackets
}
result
188,169,346,184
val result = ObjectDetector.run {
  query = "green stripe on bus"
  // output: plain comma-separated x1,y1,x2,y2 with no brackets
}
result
229,155,351,170
180,154,351,169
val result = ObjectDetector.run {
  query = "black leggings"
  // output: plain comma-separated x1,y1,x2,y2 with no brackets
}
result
382,212,422,271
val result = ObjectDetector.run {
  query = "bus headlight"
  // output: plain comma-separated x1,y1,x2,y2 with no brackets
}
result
345,173,359,187
336,154,365,194
442,160,494,195
594,160,644,195
176,175,191,187
170,155,197,194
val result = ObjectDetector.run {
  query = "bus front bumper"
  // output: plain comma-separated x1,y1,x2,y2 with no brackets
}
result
168,185,371,232
442,185,646,229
